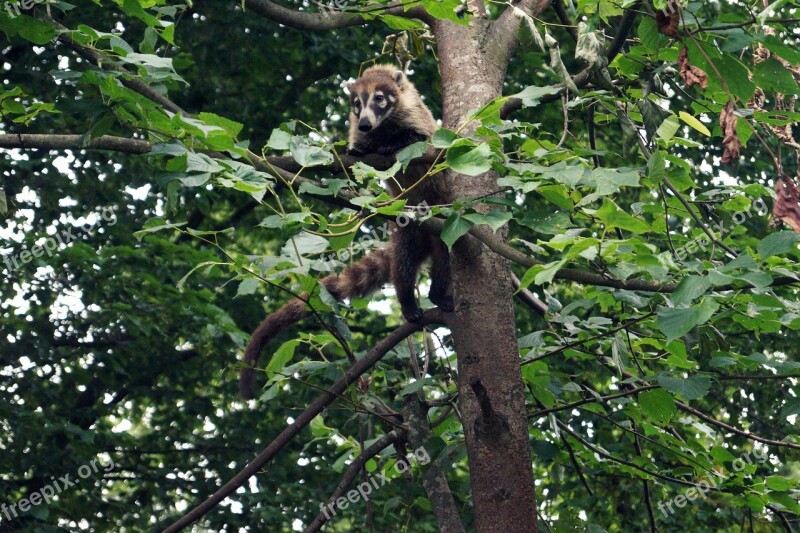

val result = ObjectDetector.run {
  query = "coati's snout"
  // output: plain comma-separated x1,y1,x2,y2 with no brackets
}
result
349,77,398,135
352,93,393,132
347,65,435,157
358,118,373,132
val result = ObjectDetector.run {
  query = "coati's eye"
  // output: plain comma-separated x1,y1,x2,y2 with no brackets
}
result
374,95,384,102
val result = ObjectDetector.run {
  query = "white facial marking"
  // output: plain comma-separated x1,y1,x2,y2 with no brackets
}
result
361,106,377,125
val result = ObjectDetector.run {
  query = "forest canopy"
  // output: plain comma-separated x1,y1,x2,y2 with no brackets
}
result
1,0,800,531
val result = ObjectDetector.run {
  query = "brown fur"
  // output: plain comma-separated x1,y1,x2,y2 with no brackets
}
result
240,65,452,399
240,248,392,398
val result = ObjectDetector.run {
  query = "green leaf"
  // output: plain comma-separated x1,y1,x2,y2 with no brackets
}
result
124,53,176,72
678,111,711,136
432,128,458,148
595,199,650,233
657,298,719,341
646,150,666,183
532,259,568,286
420,0,469,25
463,209,512,232
669,275,711,306
657,374,711,401
398,377,435,396
753,58,800,95
379,14,424,30
281,232,329,257
197,112,243,136
511,85,561,108
446,142,492,176
266,340,300,374
290,137,334,167
176,261,223,291
639,389,677,424
758,231,800,258
236,277,260,297
656,114,680,142
467,97,507,125
440,212,473,250
744,494,766,513
529,383,556,408
133,218,187,240
767,492,800,513
267,128,292,150
350,161,401,183
517,210,573,234
760,34,800,65
765,476,793,491
16,16,57,44
396,142,428,170
637,17,665,54
186,152,224,174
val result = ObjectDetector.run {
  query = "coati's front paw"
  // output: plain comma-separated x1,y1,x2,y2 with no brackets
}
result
430,294,454,312
403,307,425,322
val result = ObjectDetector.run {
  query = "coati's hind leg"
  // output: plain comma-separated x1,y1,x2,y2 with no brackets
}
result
390,224,429,322
428,236,453,312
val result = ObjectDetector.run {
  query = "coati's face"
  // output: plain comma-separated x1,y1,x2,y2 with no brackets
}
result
348,70,404,133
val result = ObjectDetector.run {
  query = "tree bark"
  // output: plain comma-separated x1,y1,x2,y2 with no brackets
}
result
433,15,539,532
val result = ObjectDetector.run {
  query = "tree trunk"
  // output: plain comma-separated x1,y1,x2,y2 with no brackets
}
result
434,17,539,532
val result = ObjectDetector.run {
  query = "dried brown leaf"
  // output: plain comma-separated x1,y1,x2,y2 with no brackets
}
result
753,43,770,64
720,101,743,164
773,175,800,232
656,1,681,37
678,48,708,89
748,87,766,112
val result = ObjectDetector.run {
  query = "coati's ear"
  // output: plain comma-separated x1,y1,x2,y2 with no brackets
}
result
345,80,355,95
393,70,405,88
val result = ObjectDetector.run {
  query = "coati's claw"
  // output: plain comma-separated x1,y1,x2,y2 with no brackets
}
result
404,308,425,322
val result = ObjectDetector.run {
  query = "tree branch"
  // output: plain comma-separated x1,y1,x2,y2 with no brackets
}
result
0,133,153,154
499,2,641,119
606,2,642,63
551,0,578,41
489,0,552,67
403,393,466,533
675,401,800,451
243,0,432,30
6,133,797,295
510,271,547,317
304,430,403,533
162,309,446,532
423,220,679,292
50,18,187,116
528,385,660,418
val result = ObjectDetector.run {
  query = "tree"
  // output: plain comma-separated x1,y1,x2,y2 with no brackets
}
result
1,0,800,531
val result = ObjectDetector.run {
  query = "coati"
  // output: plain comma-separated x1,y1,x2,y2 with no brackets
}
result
239,65,452,399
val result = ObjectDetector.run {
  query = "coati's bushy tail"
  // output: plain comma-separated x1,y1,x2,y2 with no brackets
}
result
239,247,393,399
